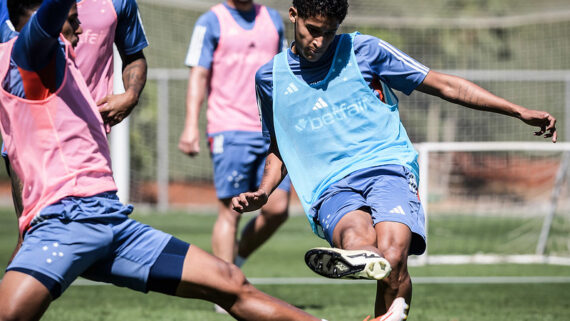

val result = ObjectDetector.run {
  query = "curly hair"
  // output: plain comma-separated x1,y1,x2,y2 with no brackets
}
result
7,0,43,28
292,0,349,24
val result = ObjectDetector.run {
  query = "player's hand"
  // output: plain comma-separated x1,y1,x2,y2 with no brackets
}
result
178,126,200,157
231,189,269,213
97,92,137,130
519,109,557,143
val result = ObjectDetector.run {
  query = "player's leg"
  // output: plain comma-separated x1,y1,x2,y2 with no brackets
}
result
3,153,24,263
0,271,52,321
211,198,241,263
0,195,124,321
364,165,425,316
209,132,257,264
174,244,321,321
373,222,412,316
108,222,323,321
237,178,290,262
329,211,411,318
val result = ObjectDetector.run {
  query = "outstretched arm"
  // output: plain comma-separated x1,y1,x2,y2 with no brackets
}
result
232,139,288,213
416,70,557,142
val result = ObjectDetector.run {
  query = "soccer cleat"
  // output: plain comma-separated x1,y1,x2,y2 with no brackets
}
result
304,247,391,280
362,297,409,321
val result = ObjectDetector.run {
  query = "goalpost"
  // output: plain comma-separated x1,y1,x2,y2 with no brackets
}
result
411,142,570,266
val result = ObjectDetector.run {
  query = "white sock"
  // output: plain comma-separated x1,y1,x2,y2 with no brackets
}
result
234,255,247,268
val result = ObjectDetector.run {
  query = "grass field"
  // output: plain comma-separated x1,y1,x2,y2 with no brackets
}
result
1,208,569,321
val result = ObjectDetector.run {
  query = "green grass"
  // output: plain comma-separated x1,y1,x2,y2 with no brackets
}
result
1,208,570,320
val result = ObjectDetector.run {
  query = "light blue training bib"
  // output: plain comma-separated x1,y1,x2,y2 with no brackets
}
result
272,32,419,237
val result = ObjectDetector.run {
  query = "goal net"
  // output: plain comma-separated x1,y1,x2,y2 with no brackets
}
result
411,142,570,266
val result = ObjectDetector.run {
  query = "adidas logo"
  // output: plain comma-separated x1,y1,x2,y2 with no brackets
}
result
312,97,328,110
284,82,299,95
389,205,406,215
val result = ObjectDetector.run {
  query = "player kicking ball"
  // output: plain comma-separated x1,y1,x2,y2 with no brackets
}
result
232,0,557,319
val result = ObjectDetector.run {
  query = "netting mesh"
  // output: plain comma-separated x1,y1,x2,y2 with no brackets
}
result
423,148,570,257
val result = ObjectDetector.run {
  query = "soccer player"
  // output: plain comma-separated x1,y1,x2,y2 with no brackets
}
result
179,0,290,273
0,0,148,264
0,1,357,320
231,0,558,319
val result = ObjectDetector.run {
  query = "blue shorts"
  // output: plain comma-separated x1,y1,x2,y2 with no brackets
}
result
7,192,186,299
208,131,291,199
310,165,426,255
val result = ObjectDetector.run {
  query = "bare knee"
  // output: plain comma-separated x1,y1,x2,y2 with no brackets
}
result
261,190,289,221
260,206,289,225
218,199,241,222
380,247,409,292
216,262,256,306
335,216,377,250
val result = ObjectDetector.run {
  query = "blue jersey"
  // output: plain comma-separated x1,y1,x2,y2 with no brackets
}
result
107,0,148,56
2,0,147,98
0,0,15,42
184,2,285,68
256,33,429,139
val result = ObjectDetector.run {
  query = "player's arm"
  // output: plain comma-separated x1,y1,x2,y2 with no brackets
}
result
178,12,218,157
97,0,148,127
97,50,147,127
178,66,209,156
416,70,557,142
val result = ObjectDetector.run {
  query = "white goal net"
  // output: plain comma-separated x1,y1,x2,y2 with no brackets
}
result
411,142,570,266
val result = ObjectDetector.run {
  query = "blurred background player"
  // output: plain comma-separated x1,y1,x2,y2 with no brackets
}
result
178,0,291,288
0,1,350,320
1,0,148,262
232,0,557,319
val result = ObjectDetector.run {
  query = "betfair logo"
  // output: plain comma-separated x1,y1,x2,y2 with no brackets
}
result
295,119,308,132
298,97,373,132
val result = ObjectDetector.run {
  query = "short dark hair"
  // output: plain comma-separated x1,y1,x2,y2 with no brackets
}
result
292,0,349,24
7,0,43,28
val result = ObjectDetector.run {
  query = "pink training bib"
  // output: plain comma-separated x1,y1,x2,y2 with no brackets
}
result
207,4,280,134
0,38,117,233
76,0,118,103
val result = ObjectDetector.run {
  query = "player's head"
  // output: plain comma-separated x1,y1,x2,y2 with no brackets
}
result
60,3,81,48
289,0,348,62
7,0,82,47
7,0,42,31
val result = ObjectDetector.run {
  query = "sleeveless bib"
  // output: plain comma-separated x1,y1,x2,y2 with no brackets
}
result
208,4,279,134
0,38,117,233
